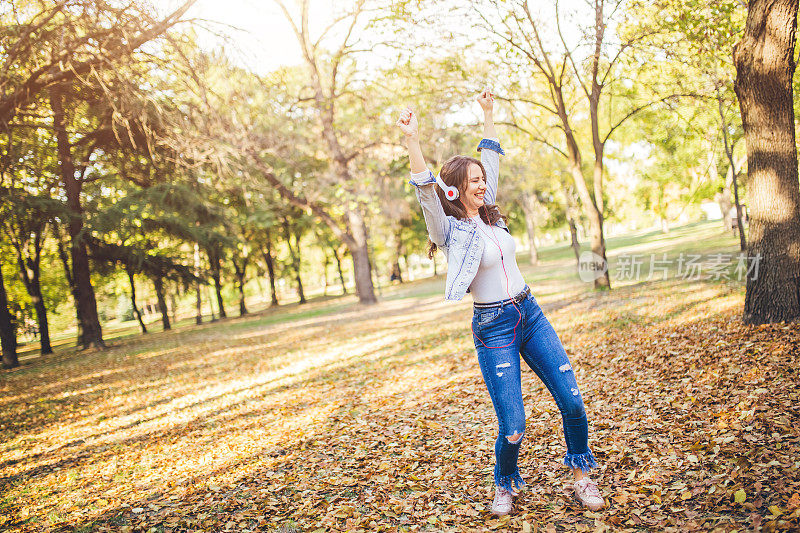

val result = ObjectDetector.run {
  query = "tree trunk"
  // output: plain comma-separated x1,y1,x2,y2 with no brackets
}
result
391,230,404,283
29,283,52,354
716,173,734,234
50,83,105,348
322,249,330,295
298,17,378,305
54,224,75,289
12,235,52,354
733,0,800,324
718,91,748,251
262,230,279,306
195,283,202,324
54,223,82,332
194,243,202,324
213,275,225,318
368,240,381,296
205,283,217,321
562,185,582,265
127,267,147,334
152,275,171,330
568,158,610,289
232,257,249,316
0,264,18,369
520,192,540,265
169,287,178,325
282,219,306,304
586,0,611,290
332,246,347,295
554,81,610,288
345,210,377,304
567,218,581,265
206,246,226,318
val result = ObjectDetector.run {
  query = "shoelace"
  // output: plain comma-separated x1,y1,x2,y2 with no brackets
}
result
579,480,602,498
494,488,513,510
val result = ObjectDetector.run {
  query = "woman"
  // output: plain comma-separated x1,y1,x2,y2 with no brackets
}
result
395,90,605,516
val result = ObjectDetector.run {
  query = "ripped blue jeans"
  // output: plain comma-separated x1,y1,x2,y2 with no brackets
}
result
471,286,597,493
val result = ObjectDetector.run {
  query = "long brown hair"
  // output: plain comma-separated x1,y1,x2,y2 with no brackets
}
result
427,155,507,259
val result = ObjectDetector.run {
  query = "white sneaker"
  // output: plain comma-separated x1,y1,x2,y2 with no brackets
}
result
573,477,604,511
491,486,514,516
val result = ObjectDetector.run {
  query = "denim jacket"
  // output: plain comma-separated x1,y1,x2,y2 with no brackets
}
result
409,138,507,301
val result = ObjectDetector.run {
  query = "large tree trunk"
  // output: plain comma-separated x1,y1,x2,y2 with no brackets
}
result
520,191,540,265
262,229,279,306
733,0,800,324
152,275,171,330
127,267,147,334
0,264,18,369
50,84,105,348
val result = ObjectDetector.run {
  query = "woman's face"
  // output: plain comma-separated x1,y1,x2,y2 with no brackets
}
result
461,163,487,214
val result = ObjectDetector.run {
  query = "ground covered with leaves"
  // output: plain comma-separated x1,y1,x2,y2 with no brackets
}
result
1,274,799,532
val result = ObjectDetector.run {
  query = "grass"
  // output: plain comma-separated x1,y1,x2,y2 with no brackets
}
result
1,220,797,532
15,219,742,359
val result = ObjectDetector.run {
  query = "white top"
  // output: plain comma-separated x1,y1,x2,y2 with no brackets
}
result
468,215,526,303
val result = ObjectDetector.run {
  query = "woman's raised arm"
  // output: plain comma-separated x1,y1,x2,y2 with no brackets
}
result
396,107,426,173
476,89,505,205
396,107,451,246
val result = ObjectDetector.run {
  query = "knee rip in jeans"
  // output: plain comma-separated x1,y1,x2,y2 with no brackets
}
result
496,362,511,377
506,431,524,444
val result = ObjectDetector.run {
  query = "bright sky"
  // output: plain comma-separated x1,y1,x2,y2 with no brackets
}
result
183,0,593,75
186,0,336,73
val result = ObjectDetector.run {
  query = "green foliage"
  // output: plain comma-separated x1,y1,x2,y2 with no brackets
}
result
0,0,790,340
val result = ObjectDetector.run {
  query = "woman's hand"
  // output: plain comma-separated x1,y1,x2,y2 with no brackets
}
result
398,106,426,174
396,106,419,139
477,88,494,113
